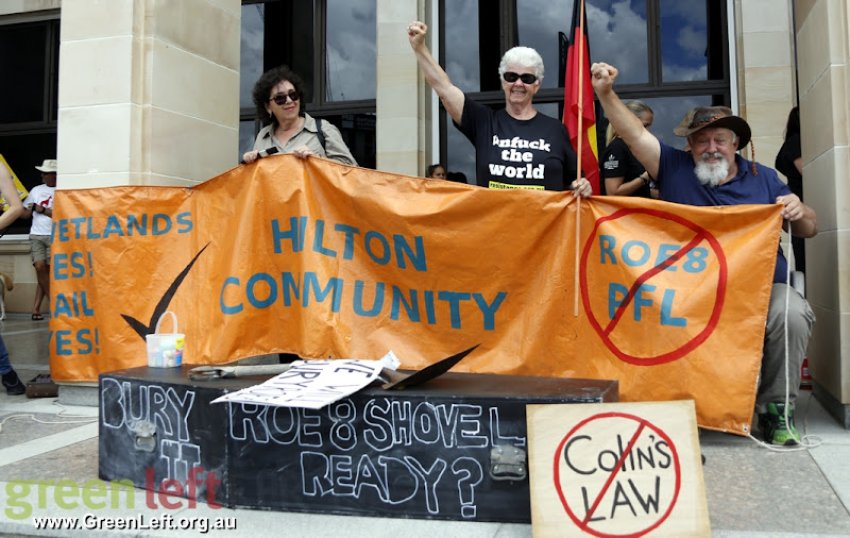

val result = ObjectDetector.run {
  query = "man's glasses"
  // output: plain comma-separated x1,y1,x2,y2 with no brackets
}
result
269,90,300,105
503,72,538,84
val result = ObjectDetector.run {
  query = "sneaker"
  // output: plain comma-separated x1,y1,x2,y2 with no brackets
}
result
1,370,26,395
759,402,800,446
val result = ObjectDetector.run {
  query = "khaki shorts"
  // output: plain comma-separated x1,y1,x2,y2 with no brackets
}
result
30,235,52,264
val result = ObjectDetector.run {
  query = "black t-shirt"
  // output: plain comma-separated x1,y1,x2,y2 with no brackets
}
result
456,97,578,191
775,133,802,198
601,137,651,198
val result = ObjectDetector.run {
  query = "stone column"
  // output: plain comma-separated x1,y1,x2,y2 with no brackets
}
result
53,0,240,400
736,0,797,167
375,0,433,176
57,0,241,189
735,0,799,271
796,0,850,427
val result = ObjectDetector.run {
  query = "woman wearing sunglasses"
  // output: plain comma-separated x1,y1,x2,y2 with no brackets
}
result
242,65,357,166
407,21,591,197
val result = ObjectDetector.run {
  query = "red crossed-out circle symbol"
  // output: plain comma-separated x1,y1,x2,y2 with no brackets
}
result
580,207,728,366
553,412,682,538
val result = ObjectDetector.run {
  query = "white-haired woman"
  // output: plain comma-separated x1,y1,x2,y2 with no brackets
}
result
407,21,590,196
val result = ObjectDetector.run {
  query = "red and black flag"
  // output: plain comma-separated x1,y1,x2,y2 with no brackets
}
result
563,0,600,193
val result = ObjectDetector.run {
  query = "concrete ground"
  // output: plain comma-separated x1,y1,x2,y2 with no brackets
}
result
0,313,849,537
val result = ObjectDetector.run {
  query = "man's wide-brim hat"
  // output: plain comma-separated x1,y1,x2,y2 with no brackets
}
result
35,159,57,173
673,106,751,149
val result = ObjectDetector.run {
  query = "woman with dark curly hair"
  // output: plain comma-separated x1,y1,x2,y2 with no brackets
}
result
241,65,357,165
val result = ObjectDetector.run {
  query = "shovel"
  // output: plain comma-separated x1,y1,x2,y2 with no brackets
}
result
381,344,479,390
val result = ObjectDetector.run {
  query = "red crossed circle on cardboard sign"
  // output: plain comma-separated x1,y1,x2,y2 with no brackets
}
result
580,207,728,366
553,412,682,538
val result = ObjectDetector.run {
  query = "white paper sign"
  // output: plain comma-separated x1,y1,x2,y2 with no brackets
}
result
212,357,388,409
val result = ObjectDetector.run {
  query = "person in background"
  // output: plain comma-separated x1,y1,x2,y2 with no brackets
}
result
591,62,817,447
775,106,804,272
0,162,26,394
602,100,656,198
242,65,357,166
23,159,56,322
31,281,45,321
446,171,468,184
407,21,591,196
242,66,356,364
426,163,447,179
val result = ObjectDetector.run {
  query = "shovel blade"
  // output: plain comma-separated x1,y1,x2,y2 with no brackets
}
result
382,344,479,390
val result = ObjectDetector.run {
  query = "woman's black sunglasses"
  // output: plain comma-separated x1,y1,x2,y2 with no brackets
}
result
503,72,538,84
269,90,300,105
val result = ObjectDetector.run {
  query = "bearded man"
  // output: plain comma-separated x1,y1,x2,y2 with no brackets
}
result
590,62,817,446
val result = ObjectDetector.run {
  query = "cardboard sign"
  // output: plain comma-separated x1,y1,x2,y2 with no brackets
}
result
50,155,782,434
527,401,710,537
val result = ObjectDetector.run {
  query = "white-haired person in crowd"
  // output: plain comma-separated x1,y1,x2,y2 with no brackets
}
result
591,61,817,446
407,21,591,197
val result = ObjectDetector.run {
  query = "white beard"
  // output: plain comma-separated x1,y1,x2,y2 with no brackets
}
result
694,153,730,186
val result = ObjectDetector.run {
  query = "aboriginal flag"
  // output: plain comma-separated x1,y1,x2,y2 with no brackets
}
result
563,0,600,193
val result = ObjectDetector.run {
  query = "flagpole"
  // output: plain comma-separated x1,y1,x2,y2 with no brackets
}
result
574,196,581,316
575,0,586,185
573,0,586,317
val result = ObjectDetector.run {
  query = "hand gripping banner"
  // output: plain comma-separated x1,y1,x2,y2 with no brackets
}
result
50,156,781,434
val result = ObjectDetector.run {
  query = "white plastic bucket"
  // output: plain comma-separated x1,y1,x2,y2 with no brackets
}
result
145,311,184,368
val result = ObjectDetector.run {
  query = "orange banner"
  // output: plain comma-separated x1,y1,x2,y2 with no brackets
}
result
50,156,781,434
